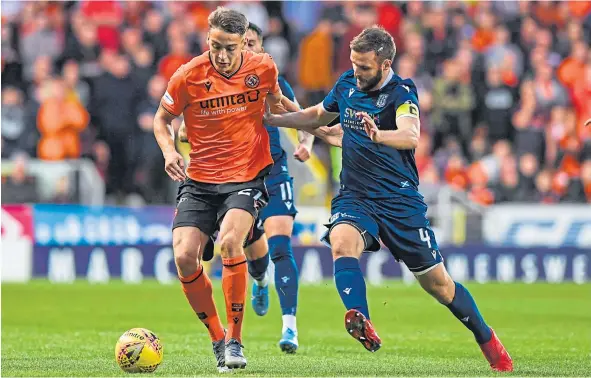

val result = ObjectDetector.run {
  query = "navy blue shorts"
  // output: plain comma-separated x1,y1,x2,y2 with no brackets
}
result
248,155,298,246
321,191,443,274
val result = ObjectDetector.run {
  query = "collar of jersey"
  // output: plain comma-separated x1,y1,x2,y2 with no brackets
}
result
208,51,244,79
378,68,394,90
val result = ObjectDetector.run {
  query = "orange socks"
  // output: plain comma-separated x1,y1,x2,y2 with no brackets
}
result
179,266,225,342
222,255,248,343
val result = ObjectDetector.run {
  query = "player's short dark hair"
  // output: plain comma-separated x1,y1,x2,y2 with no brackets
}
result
208,7,248,36
350,26,396,63
248,22,263,41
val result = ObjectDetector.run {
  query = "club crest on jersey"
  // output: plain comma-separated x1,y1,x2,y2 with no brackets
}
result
376,93,389,108
204,80,212,92
245,74,260,89
349,88,355,97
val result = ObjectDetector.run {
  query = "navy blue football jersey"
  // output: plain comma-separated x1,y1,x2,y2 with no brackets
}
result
322,69,423,200
266,76,297,161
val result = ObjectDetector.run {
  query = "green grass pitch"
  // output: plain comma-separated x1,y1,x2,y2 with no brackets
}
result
2,281,590,376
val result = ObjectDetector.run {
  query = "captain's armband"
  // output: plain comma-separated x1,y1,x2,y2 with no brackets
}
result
395,102,420,120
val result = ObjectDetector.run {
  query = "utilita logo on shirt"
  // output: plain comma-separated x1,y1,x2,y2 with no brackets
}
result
199,90,261,110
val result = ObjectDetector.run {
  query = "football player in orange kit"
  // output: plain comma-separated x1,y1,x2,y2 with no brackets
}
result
152,7,297,372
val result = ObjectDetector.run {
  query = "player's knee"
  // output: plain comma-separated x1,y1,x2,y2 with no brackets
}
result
173,237,201,274
174,250,200,277
331,239,361,260
219,232,243,258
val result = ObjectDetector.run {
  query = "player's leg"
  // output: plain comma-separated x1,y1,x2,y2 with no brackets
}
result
216,183,268,369
251,176,300,351
380,212,512,372
263,215,299,353
172,181,227,372
244,227,270,316
216,208,253,368
322,194,382,352
416,263,513,372
173,226,225,343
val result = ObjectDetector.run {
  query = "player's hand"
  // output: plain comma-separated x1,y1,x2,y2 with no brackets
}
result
263,101,276,124
294,143,312,162
163,150,186,182
358,112,381,143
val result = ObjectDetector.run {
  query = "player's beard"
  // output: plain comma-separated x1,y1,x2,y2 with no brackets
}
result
357,70,383,91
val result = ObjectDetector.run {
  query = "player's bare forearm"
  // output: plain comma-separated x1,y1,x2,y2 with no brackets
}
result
311,124,343,148
378,117,420,149
153,105,178,154
265,103,337,131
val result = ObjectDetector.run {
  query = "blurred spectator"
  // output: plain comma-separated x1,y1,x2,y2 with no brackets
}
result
571,64,591,139
557,21,585,58
431,59,475,154
80,0,123,51
512,80,546,161
533,62,568,115
61,20,102,80
1,155,39,204
515,153,538,201
91,54,140,196
424,5,456,70
226,1,269,34
1,87,37,158
264,17,290,74
533,169,559,203
444,153,469,191
556,40,588,90
37,78,89,160
376,2,403,49
335,3,377,76
143,9,168,62
478,65,517,143
121,27,144,57
2,21,22,89
130,45,156,94
298,17,334,107
518,16,538,58
134,75,168,203
403,31,429,76
19,12,62,82
283,1,324,35
62,60,91,107
158,36,192,81
471,9,496,53
485,25,524,83
493,154,519,203
468,162,495,206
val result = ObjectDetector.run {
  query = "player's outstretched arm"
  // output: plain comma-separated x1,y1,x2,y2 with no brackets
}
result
153,105,186,182
361,111,419,150
265,103,338,132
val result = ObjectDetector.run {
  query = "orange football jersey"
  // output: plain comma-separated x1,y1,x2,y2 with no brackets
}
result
161,50,280,184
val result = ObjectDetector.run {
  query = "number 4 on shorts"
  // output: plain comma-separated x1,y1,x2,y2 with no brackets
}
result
418,228,432,249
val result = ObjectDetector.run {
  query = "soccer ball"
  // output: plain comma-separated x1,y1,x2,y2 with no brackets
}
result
115,328,163,373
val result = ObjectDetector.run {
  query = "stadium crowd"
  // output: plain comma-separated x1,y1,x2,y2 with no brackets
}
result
2,1,591,205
